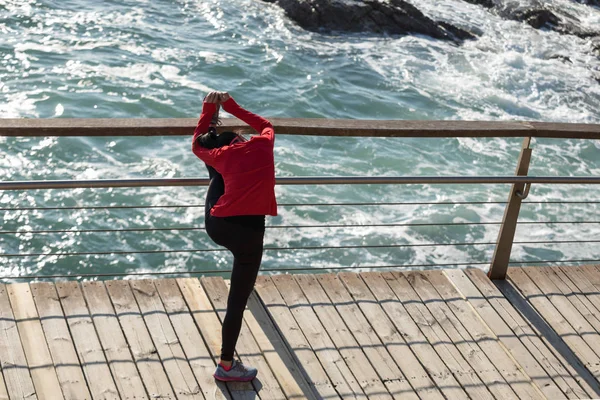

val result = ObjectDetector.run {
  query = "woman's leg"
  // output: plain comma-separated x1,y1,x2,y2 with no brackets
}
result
219,229,264,362
202,164,265,367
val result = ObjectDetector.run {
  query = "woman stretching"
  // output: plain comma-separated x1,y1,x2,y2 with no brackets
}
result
192,91,277,382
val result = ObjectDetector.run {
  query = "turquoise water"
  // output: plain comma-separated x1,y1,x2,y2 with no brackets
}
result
1,0,599,279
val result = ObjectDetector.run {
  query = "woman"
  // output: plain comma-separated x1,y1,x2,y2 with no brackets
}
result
192,91,277,382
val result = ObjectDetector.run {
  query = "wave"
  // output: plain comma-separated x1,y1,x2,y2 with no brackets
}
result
0,0,599,277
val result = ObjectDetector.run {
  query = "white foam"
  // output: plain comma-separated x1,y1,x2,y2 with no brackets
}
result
2,0,599,275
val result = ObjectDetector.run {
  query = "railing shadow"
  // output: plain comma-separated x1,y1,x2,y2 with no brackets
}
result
494,278,600,396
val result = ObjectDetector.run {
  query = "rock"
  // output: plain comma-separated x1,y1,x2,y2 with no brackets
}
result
592,38,600,56
438,21,479,41
459,0,496,9
498,3,560,29
548,54,573,63
463,0,600,39
570,0,600,7
263,0,476,42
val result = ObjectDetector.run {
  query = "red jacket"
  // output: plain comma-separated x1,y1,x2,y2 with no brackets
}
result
192,98,277,217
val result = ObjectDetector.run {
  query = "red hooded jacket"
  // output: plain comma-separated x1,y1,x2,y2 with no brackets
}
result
192,98,277,217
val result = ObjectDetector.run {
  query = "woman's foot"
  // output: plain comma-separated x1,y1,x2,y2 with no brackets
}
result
213,359,258,382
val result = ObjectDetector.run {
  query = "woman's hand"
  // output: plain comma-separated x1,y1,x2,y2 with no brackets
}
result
204,91,220,104
204,91,231,104
219,92,231,103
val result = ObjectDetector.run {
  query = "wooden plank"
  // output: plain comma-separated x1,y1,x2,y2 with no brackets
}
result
572,266,600,314
129,280,202,399
529,121,600,139
4,117,600,139
254,275,337,400
319,273,422,400
0,283,36,399
294,274,391,399
221,279,311,399
153,279,230,400
104,280,176,399
80,281,148,399
7,283,64,400
445,269,565,399
30,283,91,400
54,282,119,399
507,268,600,381
244,289,315,400
0,118,535,138
176,279,222,358
176,278,256,400
462,268,593,399
366,271,492,400
339,272,449,400
492,270,600,399
0,372,8,399
522,267,600,359
541,267,600,335
270,274,366,399
581,265,600,287
559,266,600,334
400,271,519,399
201,277,285,400
424,270,543,399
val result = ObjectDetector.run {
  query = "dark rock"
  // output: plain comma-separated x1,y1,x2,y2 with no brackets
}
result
459,0,496,9
548,54,573,63
463,0,600,39
570,0,600,7
592,38,600,57
438,21,479,41
498,4,560,29
264,0,477,42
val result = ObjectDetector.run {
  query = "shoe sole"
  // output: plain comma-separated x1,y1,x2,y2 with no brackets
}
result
213,374,256,382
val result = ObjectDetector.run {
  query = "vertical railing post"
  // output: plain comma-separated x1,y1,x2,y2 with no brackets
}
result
488,137,532,280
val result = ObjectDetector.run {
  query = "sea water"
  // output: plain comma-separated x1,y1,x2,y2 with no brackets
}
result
0,0,599,278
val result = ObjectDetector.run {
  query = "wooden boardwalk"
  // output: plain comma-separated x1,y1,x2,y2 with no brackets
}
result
1,266,600,399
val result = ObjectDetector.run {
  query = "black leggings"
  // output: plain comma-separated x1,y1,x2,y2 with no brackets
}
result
204,165,265,362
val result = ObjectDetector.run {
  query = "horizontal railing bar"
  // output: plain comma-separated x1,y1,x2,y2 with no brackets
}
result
1,259,598,280
3,200,599,211
0,201,510,211
0,243,491,257
523,201,600,204
0,222,504,235
508,259,600,265
514,240,600,244
2,176,600,190
3,239,598,257
3,221,599,235
520,221,600,225
1,263,493,280
2,118,600,139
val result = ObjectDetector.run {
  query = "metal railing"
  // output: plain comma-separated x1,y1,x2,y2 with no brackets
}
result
1,176,599,191
1,118,600,280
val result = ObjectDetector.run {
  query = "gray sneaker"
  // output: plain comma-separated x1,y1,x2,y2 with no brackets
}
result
213,360,258,382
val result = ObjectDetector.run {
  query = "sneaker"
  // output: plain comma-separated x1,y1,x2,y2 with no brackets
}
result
213,360,258,382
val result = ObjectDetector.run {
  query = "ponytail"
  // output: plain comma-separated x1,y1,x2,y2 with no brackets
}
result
196,130,238,149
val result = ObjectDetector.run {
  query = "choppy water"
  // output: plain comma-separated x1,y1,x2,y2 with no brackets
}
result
1,0,599,279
